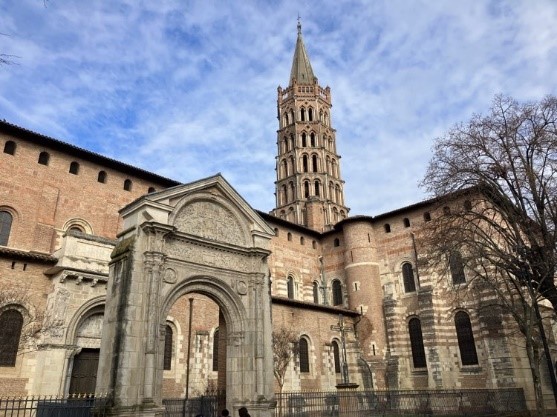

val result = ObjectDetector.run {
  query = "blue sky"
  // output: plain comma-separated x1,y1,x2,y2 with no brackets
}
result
1,1,557,216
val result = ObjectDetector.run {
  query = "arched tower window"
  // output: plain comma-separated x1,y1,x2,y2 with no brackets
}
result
304,181,310,198
332,340,341,373
310,132,316,147
331,159,338,177
308,108,314,121
332,280,343,306
402,262,416,293
287,276,294,299
312,155,318,172
300,107,306,122
408,318,426,368
0,211,13,246
212,329,219,371
148,187,156,193
289,135,294,151
314,180,320,197
289,156,295,174
3,141,16,155
301,133,307,147
288,182,295,202
449,251,466,284
455,311,478,366
290,109,295,125
299,337,310,373
281,184,287,204
163,325,173,370
124,179,132,191
97,171,107,183
0,309,23,366
38,151,50,165
329,182,335,202
333,207,339,223
302,155,308,173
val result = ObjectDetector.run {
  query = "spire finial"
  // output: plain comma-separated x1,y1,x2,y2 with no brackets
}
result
297,15,302,34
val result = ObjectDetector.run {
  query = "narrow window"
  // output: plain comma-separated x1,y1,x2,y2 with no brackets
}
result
304,181,310,198
0,309,23,366
312,240,316,249
408,318,427,368
333,238,340,247
332,280,343,306
302,155,308,173
274,228,279,237
464,200,472,211
308,108,314,122
3,141,16,155
287,232,292,242
301,133,307,147
403,218,410,228
299,338,309,373
443,206,451,216
312,282,319,303
312,155,318,172
332,341,341,373
0,211,13,246
300,236,305,245
423,212,431,222
455,311,478,366
163,325,173,370
314,181,320,197
69,161,80,175
301,108,306,122
449,251,466,284
310,133,316,147
402,262,416,293
212,329,219,371
98,171,107,183
287,276,294,299
148,187,156,193
38,151,50,165
124,179,132,191
384,224,391,233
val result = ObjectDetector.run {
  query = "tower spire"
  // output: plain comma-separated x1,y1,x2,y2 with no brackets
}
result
289,19,315,85
273,24,349,231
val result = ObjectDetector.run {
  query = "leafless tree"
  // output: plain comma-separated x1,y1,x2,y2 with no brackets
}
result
272,328,299,417
420,95,557,414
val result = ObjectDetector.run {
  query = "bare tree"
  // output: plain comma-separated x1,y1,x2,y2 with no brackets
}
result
272,328,299,393
420,95,557,414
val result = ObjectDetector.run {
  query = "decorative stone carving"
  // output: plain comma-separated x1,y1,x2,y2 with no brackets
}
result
44,287,70,339
237,280,248,295
163,268,177,284
173,200,246,246
76,313,104,349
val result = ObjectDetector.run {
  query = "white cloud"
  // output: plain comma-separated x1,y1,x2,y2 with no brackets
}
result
1,0,557,216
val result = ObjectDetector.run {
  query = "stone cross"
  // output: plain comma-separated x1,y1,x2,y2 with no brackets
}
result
330,314,354,384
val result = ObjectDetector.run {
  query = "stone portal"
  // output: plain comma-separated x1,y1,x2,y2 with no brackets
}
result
96,175,276,417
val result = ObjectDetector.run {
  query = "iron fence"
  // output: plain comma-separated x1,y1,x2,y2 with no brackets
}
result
163,393,225,417
0,395,110,417
274,388,527,417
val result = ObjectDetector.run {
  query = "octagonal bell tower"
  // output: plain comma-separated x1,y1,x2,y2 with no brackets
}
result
272,22,349,232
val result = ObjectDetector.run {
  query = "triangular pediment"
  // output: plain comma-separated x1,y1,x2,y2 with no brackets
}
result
121,174,274,248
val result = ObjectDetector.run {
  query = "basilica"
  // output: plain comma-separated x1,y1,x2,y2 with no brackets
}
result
0,23,551,413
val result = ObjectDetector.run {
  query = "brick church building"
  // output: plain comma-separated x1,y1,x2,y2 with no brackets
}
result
0,23,551,409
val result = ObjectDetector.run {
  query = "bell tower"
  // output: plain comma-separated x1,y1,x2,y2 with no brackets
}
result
272,22,349,231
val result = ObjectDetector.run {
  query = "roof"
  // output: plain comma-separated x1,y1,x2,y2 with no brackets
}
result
289,22,316,85
0,120,181,187
0,246,57,263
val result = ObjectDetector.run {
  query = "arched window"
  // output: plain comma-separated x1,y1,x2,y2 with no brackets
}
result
333,238,340,247
449,251,466,284
0,211,13,246
300,108,306,122
329,182,335,202
299,338,309,373
332,340,341,373
301,133,307,147
304,181,310,198
332,280,343,306
335,186,342,205
408,318,426,368
69,161,80,175
403,218,410,228
124,179,132,191
287,232,292,242
97,171,107,183
3,141,16,155
384,224,391,233
402,263,416,293
312,282,319,303
308,108,313,121
310,133,316,147
290,110,295,125
287,276,294,299
148,187,156,193
0,309,23,366
212,329,219,371
281,185,287,204
163,325,173,370
314,181,320,197
38,151,50,165
455,311,478,366
423,212,431,222
274,228,279,237
302,155,308,173
312,155,318,172
300,236,305,245
289,135,294,151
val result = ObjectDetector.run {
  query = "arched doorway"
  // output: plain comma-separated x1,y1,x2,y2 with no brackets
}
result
96,175,276,417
